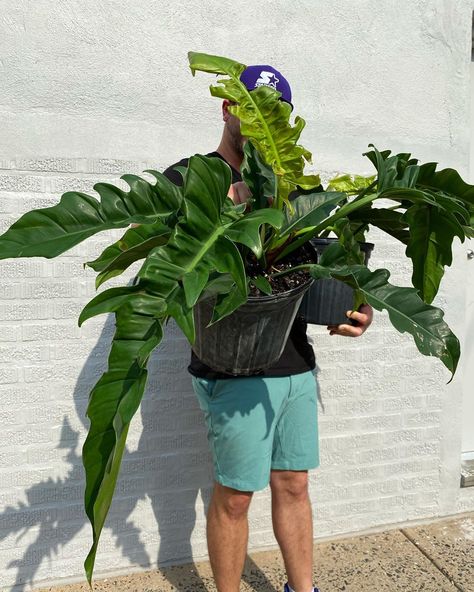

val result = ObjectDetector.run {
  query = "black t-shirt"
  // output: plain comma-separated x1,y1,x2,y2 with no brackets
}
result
162,151,316,378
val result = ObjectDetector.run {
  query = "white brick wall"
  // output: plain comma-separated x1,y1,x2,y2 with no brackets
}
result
1,0,474,589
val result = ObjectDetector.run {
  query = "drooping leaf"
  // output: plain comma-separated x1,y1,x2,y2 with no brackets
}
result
82,293,165,584
404,203,465,303
308,260,460,378
78,285,166,326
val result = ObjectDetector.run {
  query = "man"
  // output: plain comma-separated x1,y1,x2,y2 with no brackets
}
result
162,65,373,592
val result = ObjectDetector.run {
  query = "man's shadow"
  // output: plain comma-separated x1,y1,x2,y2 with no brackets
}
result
0,314,278,592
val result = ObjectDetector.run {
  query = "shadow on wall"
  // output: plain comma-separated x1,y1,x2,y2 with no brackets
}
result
0,315,278,592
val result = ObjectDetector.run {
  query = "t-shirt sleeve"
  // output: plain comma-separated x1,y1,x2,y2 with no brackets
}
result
162,157,189,187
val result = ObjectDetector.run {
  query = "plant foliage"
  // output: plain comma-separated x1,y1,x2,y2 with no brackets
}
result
0,51,471,583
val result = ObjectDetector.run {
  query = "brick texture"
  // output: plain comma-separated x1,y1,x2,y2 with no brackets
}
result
0,153,471,591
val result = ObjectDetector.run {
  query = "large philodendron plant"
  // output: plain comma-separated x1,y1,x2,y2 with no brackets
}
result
0,51,471,583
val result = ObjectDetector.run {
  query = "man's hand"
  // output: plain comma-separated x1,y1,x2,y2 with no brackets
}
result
327,303,373,337
228,181,252,205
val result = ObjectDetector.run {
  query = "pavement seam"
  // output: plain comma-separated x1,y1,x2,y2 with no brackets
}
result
399,528,465,592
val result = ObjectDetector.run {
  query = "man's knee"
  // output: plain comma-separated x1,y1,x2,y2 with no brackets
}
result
211,482,253,520
270,470,309,500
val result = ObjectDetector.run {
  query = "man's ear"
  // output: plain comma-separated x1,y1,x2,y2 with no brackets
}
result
222,99,232,122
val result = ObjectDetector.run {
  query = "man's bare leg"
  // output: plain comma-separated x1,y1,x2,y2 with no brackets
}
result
270,470,314,592
206,482,253,592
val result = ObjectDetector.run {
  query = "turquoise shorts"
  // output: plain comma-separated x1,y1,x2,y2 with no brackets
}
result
192,370,319,492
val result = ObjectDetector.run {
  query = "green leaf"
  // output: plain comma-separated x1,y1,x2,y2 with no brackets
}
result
224,208,284,257
413,162,474,211
308,262,460,378
349,207,410,244
334,218,365,265
188,52,321,203
183,267,210,308
327,173,376,193
280,191,347,236
200,273,235,300
139,155,248,337
78,285,166,326
251,275,272,295
404,203,465,303
364,145,421,191
86,222,172,288
241,141,277,210
364,144,474,214
83,294,164,584
0,172,182,260
183,154,232,219
188,51,246,79
166,290,196,342
209,287,248,324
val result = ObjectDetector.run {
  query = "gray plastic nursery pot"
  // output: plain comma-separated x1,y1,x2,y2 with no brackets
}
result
298,238,374,325
193,279,313,375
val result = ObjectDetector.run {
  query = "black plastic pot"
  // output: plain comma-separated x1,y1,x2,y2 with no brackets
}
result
193,279,313,375
298,238,374,325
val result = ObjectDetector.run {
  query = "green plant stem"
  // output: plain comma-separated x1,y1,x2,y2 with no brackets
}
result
269,263,311,279
266,181,281,252
350,223,366,237
311,193,377,236
352,180,378,201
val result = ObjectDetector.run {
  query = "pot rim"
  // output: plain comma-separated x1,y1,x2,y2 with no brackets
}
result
246,276,313,302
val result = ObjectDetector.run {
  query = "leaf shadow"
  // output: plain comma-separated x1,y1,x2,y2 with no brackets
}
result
1,314,278,592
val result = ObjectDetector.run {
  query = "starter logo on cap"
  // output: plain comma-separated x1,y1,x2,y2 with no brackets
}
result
255,70,279,90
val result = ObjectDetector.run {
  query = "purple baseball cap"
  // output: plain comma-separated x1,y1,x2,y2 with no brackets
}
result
240,65,293,109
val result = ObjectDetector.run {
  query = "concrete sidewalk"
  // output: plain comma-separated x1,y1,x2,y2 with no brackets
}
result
38,513,473,592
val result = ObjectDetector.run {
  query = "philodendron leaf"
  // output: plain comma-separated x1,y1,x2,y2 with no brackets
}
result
81,291,165,584
334,218,365,265
241,141,277,210
78,285,166,326
308,261,460,378
188,52,321,199
327,173,376,193
0,173,183,260
200,273,235,300
183,267,210,308
251,275,272,295
364,145,474,217
210,287,248,324
224,208,284,257
364,145,421,191
404,203,465,304
139,155,248,336
348,206,410,244
86,221,172,288
280,191,347,236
